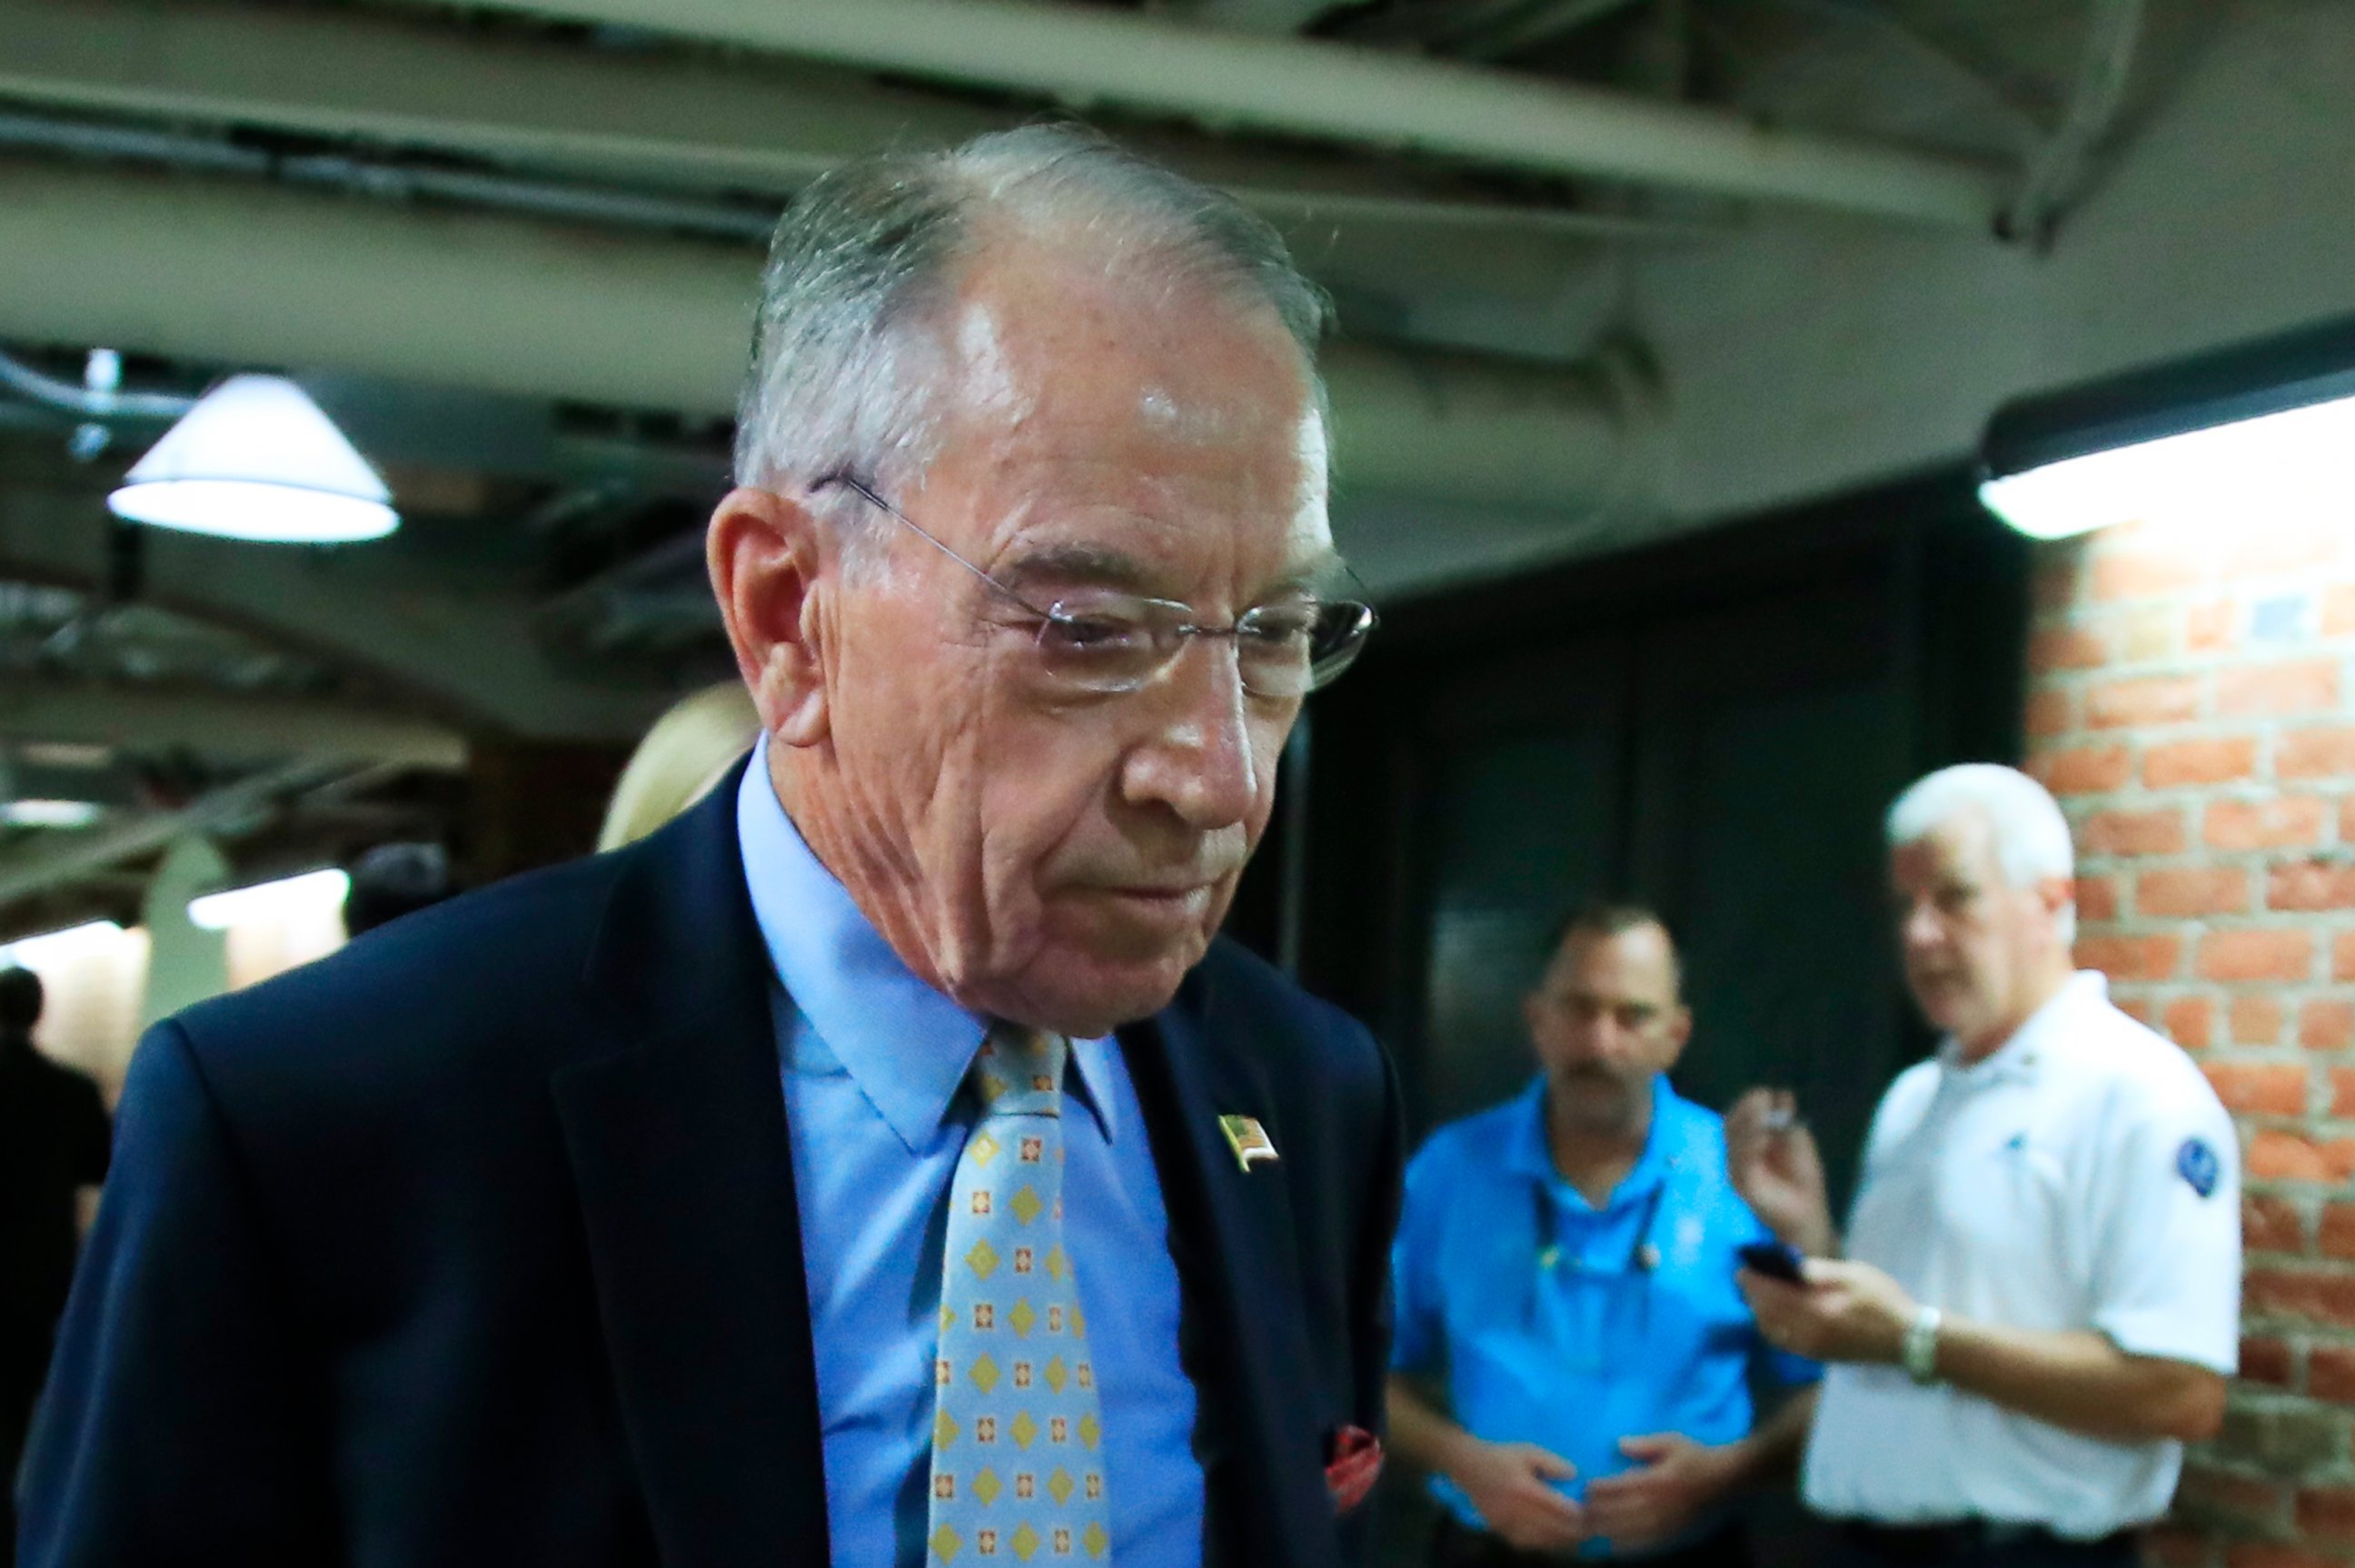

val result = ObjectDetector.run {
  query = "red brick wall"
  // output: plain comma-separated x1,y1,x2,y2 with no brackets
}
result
2022,517,2355,1566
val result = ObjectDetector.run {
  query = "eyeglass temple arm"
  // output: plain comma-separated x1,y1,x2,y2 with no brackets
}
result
812,471,1063,624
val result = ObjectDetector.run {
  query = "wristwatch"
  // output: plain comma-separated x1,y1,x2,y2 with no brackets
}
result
1901,1305,1943,1385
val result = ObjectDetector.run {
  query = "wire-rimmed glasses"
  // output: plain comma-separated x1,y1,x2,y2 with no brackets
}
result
813,472,1377,700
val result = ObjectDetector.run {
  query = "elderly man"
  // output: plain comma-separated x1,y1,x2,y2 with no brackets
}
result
21,128,1398,1568
1388,906,1818,1568
1728,764,2239,1568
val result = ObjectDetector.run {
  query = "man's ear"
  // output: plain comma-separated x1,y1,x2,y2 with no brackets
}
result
708,485,829,747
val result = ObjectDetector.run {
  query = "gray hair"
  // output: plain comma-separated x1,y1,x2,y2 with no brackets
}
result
733,124,1333,523
1886,763,2077,943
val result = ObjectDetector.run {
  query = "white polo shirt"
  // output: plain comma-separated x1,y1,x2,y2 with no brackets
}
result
1804,972,2241,1537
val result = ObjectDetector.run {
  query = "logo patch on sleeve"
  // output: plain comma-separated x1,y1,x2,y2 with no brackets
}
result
2176,1136,2220,1199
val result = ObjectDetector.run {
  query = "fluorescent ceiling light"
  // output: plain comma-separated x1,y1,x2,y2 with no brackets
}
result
0,799,104,829
188,867,352,930
1980,315,2355,540
109,374,398,544
0,918,127,968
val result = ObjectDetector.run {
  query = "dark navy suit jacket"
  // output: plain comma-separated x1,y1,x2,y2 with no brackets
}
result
19,767,1401,1568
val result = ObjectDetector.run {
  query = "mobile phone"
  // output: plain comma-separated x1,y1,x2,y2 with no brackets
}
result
1737,1239,1807,1284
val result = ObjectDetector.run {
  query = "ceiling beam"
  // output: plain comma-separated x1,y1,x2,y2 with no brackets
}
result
0,158,1644,517
0,471,671,741
0,0,1698,242
0,678,469,769
431,0,2008,227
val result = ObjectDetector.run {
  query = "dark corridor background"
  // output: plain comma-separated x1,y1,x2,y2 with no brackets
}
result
1225,469,2032,1563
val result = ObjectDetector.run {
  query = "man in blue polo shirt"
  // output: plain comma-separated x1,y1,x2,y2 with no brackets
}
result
1388,904,1818,1568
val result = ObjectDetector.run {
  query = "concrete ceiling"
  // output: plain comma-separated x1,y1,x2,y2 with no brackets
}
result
0,0,2348,920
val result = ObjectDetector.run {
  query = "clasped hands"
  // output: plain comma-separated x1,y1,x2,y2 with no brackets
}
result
1446,1432,1746,1554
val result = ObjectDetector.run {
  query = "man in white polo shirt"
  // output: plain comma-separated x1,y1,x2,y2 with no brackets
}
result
1726,763,2240,1568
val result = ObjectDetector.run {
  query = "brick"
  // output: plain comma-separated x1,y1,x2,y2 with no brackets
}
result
2142,1529,2207,1568
2336,1067,2355,1117
2028,624,2111,673
2326,584,2355,637
2083,807,2189,858
2314,1345,2355,1405
2218,1400,2355,1475
2325,1204,2355,1261
2077,874,2120,923
2024,687,2074,739
2115,994,2157,1027
2339,932,2355,983
2165,994,2214,1049
2208,798,2332,852
2032,743,2133,797
2092,541,2202,601
2030,545,2085,612
2201,928,2317,983
2209,1062,2309,1116
2218,659,2342,718
2280,727,2355,782
2223,521,2345,581
2246,1133,2355,1184
2148,735,2260,789
2076,933,2181,983
2301,1487,2355,1545
2305,1002,2355,1052
2271,861,2355,913
2248,1196,2310,1255
2247,1266,2355,1331
2241,1335,2297,1385
2190,598,2238,652
2143,866,2253,918
2228,1544,2355,1568
2089,674,2204,729
2237,996,2287,1046
2177,1464,2290,1535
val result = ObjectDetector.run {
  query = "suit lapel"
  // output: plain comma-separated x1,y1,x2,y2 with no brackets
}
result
1125,981,1342,1568
551,766,830,1566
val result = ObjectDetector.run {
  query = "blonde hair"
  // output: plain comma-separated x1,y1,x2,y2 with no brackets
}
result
597,682,763,852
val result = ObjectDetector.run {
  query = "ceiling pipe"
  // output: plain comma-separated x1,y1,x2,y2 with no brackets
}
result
435,0,2007,228
0,158,1646,517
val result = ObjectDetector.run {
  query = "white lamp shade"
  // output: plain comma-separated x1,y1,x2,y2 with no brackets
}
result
109,374,398,543
187,867,352,931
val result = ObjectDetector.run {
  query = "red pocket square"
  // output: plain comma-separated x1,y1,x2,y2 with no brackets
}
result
1324,1424,1382,1513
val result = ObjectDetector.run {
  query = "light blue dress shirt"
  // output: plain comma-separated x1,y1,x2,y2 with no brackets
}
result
1390,1075,1819,1558
735,744,1207,1568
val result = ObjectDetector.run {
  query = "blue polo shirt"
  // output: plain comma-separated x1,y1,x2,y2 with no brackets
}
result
1390,1076,1818,1555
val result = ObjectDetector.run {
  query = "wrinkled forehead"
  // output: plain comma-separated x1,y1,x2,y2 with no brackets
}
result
939,244,1324,468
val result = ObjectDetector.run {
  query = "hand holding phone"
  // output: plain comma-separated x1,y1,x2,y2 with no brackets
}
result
1736,1239,1807,1284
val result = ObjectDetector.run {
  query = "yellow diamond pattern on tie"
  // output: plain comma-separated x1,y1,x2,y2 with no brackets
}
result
929,1027,1109,1567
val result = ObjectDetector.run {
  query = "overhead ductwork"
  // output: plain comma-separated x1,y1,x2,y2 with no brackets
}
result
0,158,1651,518
429,0,2007,228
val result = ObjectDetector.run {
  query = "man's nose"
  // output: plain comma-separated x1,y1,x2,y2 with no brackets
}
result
1899,898,1943,951
1118,639,1263,831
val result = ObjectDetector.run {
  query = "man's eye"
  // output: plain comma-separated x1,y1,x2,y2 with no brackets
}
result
1241,608,1317,645
1040,613,1145,651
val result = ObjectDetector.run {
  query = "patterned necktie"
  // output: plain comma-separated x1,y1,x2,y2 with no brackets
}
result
929,1026,1111,1565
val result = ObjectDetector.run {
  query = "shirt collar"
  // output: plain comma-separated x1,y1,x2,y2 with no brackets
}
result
734,738,1119,1151
1940,969,2107,1086
1507,1073,1681,1213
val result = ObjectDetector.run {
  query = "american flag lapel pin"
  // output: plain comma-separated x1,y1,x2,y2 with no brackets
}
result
1217,1114,1278,1173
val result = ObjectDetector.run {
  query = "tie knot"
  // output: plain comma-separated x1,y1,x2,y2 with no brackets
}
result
971,1025,1068,1119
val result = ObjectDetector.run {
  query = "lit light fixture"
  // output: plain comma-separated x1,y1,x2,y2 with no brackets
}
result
188,867,352,931
1980,316,2355,540
0,918,127,968
109,374,398,543
0,799,104,829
